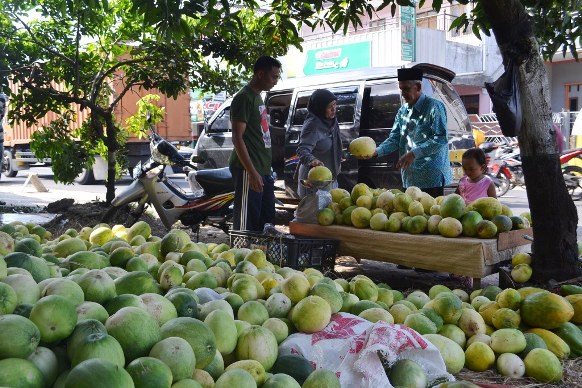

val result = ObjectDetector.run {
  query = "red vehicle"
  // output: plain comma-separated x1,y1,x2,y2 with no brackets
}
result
478,142,513,197
561,148,582,199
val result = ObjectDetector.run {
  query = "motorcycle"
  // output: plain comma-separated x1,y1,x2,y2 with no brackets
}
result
479,142,513,197
102,117,235,235
495,143,524,189
561,148,582,199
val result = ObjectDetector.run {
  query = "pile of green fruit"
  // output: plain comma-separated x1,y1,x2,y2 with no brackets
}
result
317,184,532,239
0,219,578,387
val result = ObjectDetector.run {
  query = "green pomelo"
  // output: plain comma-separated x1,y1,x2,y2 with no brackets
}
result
351,182,372,202
77,269,117,305
307,165,332,181
64,358,134,388
341,205,357,226
438,217,463,238
406,290,431,309
14,237,43,257
524,348,563,383
236,325,279,371
198,299,234,320
438,324,467,349
65,251,110,270
461,211,483,237
167,291,199,318
150,336,196,382
126,357,173,388
388,359,428,388
0,358,44,388
292,295,332,333
203,350,225,381
352,300,383,316
350,207,372,228
494,288,521,311
457,308,487,337
26,346,59,387
114,271,161,295
439,194,465,219
480,286,502,301
140,293,178,326
492,215,513,233
302,369,341,388
105,294,147,315
423,333,465,374
160,317,217,369
263,373,301,388
470,197,503,220
225,359,266,386
186,272,218,290
393,192,413,213
432,293,463,324
70,332,125,368
358,308,394,324
330,188,350,204
42,278,85,306
105,306,161,362
76,301,109,323
281,273,310,304
2,273,40,305
66,319,107,359
160,233,181,258
204,309,238,355
419,308,444,331
214,369,256,388
53,238,87,258
309,283,342,314
404,313,438,334
265,293,292,318
0,282,18,314
476,220,498,239
29,295,77,344
3,252,51,282
407,215,428,234
490,328,527,354
238,300,270,325
109,247,135,268
349,278,378,301
262,317,290,345
0,314,41,359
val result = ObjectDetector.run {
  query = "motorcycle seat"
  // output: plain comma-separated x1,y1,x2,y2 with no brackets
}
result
194,167,234,194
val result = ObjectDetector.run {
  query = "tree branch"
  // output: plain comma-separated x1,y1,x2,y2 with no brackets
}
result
11,13,75,66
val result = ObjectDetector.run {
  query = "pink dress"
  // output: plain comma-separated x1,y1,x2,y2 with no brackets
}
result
458,175,493,204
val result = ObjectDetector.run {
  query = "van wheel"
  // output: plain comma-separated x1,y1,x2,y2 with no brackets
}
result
75,168,96,185
2,151,17,177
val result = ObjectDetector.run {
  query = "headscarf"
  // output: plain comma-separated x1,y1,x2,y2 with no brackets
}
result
307,89,337,125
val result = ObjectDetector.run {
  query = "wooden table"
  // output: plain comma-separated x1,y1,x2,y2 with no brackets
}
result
289,222,533,288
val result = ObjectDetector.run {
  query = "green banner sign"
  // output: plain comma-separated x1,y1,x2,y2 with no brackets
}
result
303,42,371,76
401,5,417,62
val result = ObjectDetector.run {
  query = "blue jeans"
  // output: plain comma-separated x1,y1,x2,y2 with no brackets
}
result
230,166,275,232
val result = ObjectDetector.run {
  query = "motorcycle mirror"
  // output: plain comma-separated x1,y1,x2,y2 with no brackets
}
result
190,155,206,164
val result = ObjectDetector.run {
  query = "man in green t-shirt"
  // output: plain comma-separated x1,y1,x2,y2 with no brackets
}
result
229,56,282,231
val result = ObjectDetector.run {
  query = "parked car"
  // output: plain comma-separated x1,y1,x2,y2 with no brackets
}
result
193,63,475,199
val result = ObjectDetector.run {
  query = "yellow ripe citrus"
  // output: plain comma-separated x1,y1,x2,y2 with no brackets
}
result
464,342,495,372
512,252,532,266
491,307,521,329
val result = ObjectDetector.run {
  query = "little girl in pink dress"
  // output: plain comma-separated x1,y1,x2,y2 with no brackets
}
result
456,148,497,204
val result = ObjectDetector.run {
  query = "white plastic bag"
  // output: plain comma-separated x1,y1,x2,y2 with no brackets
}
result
279,313,453,388
294,189,332,224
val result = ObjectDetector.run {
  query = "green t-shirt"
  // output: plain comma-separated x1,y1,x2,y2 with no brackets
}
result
228,85,272,176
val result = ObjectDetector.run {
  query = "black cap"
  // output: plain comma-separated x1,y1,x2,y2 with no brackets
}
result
398,68,423,81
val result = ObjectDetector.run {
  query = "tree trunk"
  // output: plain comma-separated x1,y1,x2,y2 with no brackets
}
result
482,0,580,282
104,117,118,205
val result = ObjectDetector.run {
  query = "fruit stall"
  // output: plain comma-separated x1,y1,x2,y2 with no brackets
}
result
289,222,533,289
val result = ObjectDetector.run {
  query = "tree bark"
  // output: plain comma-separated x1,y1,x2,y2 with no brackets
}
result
482,0,580,282
104,116,118,205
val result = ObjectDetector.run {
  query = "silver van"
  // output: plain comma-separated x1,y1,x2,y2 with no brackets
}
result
193,63,474,199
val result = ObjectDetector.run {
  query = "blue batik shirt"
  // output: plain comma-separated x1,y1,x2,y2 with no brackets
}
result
376,93,452,189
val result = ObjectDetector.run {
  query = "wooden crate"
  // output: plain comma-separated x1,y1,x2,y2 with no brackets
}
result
289,222,532,280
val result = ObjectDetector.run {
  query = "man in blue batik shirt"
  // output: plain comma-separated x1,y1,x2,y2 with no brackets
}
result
360,68,452,197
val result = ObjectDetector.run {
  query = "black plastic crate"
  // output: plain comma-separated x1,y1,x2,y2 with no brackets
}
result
229,231,338,273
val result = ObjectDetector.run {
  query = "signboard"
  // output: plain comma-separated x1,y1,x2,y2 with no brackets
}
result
401,5,417,62
303,42,371,76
